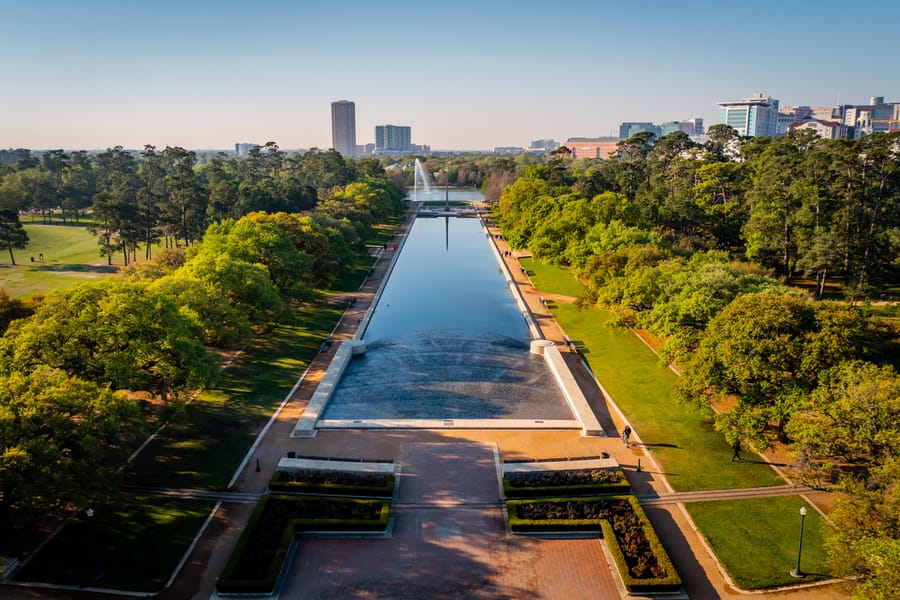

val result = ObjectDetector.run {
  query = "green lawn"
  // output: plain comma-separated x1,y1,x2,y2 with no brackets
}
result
520,257,585,298
0,224,115,297
686,497,830,589
15,496,213,592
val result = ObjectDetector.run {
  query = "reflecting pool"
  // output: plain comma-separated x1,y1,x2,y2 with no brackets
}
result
322,196,573,422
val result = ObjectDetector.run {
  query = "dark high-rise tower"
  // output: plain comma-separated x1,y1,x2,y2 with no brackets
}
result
331,100,357,157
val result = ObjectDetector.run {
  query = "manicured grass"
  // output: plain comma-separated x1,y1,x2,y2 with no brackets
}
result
124,304,344,489
15,496,213,592
0,224,115,297
686,497,830,589
520,257,584,299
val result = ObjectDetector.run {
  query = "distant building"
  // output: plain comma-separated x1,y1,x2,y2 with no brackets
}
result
564,137,620,159
619,119,704,140
374,124,412,153
331,100,357,157
718,92,779,137
619,122,657,139
493,146,523,155
234,143,258,156
788,119,842,140
526,139,559,154
841,96,900,138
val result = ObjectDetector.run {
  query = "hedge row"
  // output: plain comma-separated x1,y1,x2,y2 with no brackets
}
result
216,495,390,594
507,496,681,593
502,469,631,498
269,469,395,497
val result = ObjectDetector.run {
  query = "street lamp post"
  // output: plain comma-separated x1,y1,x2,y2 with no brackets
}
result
85,508,94,586
790,506,807,578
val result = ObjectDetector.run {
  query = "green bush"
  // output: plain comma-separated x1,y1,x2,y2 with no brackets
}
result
507,496,681,593
269,469,395,497
216,495,390,594
502,468,630,498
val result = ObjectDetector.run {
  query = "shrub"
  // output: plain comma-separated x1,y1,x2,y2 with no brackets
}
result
269,469,395,497
503,468,630,498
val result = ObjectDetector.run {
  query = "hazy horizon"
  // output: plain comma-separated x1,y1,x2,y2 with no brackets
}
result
3,0,898,151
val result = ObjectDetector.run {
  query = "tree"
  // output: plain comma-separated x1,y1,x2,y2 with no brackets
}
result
786,361,900,485
0,366,148,533
0,210,28,265
674,293,876,448
785,361,900,598
0,288,33,335
743,140,803,277
0,281,218,402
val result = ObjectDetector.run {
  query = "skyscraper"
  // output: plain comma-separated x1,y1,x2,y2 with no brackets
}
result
331,100,356,157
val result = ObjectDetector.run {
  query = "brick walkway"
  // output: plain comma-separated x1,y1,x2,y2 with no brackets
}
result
281,442,620,599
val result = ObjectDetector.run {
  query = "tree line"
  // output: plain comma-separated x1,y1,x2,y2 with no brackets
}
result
0,149,404,536
0,143,404,265
493,128,899,598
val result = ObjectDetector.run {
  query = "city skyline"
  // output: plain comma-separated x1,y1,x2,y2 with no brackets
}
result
2,0,899,151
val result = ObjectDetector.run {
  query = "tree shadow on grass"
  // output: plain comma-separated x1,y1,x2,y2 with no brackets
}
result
35,263,119,274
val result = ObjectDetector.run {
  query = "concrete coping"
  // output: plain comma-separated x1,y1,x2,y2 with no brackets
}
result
502,458,620,474
277,457,398,475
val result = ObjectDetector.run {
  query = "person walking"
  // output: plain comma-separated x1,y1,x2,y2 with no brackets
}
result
622,425,632,446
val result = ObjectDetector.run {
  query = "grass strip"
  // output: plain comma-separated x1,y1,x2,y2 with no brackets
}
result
685,497,830,589
519,257,585,298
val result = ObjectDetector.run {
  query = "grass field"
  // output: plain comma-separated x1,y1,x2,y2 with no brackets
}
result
686,497,830,589
0,224,117,297
15,496,213,592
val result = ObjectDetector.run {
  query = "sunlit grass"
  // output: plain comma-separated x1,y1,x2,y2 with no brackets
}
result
520,257,585,298
686,497,830,589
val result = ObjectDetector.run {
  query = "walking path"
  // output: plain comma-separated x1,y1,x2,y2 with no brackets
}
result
4,204,848,600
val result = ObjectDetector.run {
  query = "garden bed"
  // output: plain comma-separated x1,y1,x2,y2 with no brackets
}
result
217,495,391,594
507,496,681,593
503,468,630,497
269,468,395,497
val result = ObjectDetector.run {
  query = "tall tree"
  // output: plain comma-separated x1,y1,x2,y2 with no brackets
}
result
0,210,28,265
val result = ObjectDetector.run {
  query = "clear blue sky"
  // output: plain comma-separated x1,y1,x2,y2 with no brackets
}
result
2,0,897,151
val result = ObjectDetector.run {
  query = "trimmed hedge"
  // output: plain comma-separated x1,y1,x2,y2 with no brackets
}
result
269,469,395,497
503,468,631,498
507,496,681,593
217,495,390,594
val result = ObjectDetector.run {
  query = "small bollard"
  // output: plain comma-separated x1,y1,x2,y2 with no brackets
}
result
637,458,642,472
256,458,261,472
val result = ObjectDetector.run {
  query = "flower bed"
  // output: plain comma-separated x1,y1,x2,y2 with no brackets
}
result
503,468,630,497
269,468,395,497
216,495,390,594
507,496,681,593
